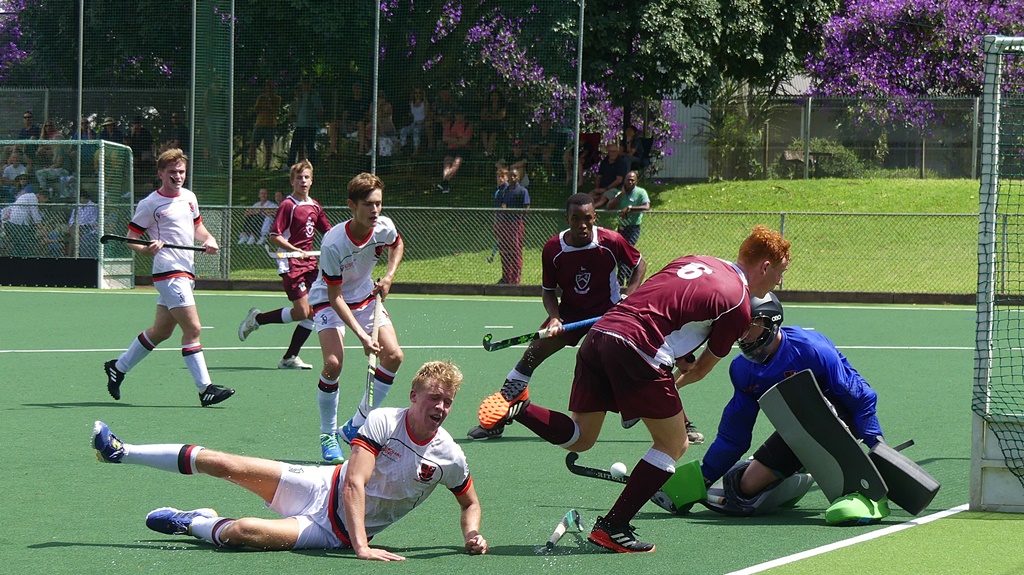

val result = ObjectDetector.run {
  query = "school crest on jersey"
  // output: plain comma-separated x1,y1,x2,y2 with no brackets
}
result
304,216,316,237
416,462,437,483
574,267,591,294
374,245,385,258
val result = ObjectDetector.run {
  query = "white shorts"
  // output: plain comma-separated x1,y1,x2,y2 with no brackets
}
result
154,276,196,309
314,298,392,334
269,462,347,550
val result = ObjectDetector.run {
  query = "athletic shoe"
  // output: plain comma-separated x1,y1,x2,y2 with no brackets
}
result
199,384,235,407
621,416,640,429
467,423,505,440
477,379,530,429
145,507,218,536
686,421,705,444
238,307,261,341
92,420,125,463
321,433,345,463
279,355,313,370
105,359,125,400
588,516,655,553
339,419,360,445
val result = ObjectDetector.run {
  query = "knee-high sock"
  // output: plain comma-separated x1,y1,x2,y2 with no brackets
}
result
284,321,314,359
190,516,235,547
515,403,579,447
117,332,156,372
351,365,396,426
182,343,212,391
318,376,339,434
123,443,204,474
605,449,676,525
255,308,291,325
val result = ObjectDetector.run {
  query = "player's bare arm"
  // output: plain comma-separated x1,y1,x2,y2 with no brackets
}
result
676,350,722,388
194,222,219,255
541,289,564,336
327,283,379,356
455,485,488,555
341,444,406,561
375,236,405,298
126,229,162,255
623,256,647,296
269,234,312,259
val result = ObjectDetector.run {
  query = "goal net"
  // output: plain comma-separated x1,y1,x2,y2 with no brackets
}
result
973,35,1024,512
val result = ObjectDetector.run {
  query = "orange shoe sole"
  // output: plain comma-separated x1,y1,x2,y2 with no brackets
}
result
477,386,529,429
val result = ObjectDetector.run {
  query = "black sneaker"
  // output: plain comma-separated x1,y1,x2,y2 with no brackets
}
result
467,423,505,440
588,516,655,553
105,359,125,400
199,384,235,407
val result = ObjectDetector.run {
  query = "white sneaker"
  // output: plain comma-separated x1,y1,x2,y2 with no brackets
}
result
279,355,313,370
238,307,261,341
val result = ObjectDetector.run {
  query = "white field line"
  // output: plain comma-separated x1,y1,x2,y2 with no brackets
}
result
726,504,969,575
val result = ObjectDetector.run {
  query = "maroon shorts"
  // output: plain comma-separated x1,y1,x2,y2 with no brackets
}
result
568,330,682,420
281,267,319,301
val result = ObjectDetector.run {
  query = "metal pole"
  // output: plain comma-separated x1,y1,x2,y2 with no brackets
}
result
803,97,812,180
76,0,84,258
370,0,381,174
972,97,980,180
572,0,585,191
189,0,197,186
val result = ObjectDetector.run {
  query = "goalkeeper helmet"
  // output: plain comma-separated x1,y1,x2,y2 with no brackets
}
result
739,292,784,363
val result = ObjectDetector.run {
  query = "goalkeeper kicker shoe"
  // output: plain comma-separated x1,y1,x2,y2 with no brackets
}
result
146,507,218,536
105,359,125,400
477,379,529,429
199,384,235,407
588,516,655,553
92,420,125,463
321,433,345,463
238,307,261,341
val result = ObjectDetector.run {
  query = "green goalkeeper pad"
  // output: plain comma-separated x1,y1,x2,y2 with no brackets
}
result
825,493,891,525
650,460,707,514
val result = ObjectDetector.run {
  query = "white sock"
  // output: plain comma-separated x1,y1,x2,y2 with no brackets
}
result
182,344,212,391
191,516,233,546
281,308,293,323
351,366,396,427
118,332,156,372
318,377,340,434
642,447,677,474
507,368,532,384
123,444,204,474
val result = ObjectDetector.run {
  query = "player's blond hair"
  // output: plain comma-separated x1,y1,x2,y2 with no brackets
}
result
737,225,791,267
157,148,189,171
411,361,463,395
289,159,313,181
348,172,385,202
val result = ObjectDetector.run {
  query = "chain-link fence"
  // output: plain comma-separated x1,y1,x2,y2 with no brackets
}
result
147,205,975,295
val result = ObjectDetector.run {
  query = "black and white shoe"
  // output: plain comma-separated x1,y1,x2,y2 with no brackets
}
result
588,515,655,553
199,384,235,407
105,359,125,400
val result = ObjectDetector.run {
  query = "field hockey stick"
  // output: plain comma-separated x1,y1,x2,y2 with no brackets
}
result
545,508,583,550
100,234,206,252
482,316,600,352
486,243,498,263
265,248,321,259
366,291,384,408
565,452,628,484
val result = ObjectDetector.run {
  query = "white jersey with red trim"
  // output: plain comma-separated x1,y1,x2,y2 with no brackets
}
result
127,188,201,278
308,215,400,306
340,407,471,537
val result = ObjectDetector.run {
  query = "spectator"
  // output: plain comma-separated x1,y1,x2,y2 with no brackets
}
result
97,117,124,144
399,87,429,156
35,122,70,195
528,118,557,173
67,188,99,257
370,95,398,157
10,110,39,167
437,110,472,194
164,112,189,152
249,81,282,170
495,165,530,285
126,116,156,174
590,143,628,209
288,77,324,166
563,134,600,188
604,171,650,285
329,81,367,156
478,90,506,158
239,187,277,245
1,150,28,201
620,125,646,171
508,139,531,189
430,87,457,152
72,117,96,140
2,187,48,257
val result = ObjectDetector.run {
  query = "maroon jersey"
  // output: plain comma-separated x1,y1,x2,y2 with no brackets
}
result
596,255,751,367
541,227,642,322
270,195,332,276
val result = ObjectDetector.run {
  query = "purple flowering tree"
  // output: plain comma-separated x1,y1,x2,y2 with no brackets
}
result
806,0,1024,133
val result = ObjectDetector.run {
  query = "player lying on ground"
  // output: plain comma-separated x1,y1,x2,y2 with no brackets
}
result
700,292,890,523
307,172,405,463
467,193,647,440
103,148,233,407
91,360,486,561
237,160,332,371
477,226,791,553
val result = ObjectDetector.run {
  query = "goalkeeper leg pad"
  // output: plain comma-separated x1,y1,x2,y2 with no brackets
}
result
649,460,706,515
706,460,814,516
869,441,940,515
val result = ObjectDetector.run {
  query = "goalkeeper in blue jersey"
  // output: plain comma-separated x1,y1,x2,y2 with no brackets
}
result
699,292,885,519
